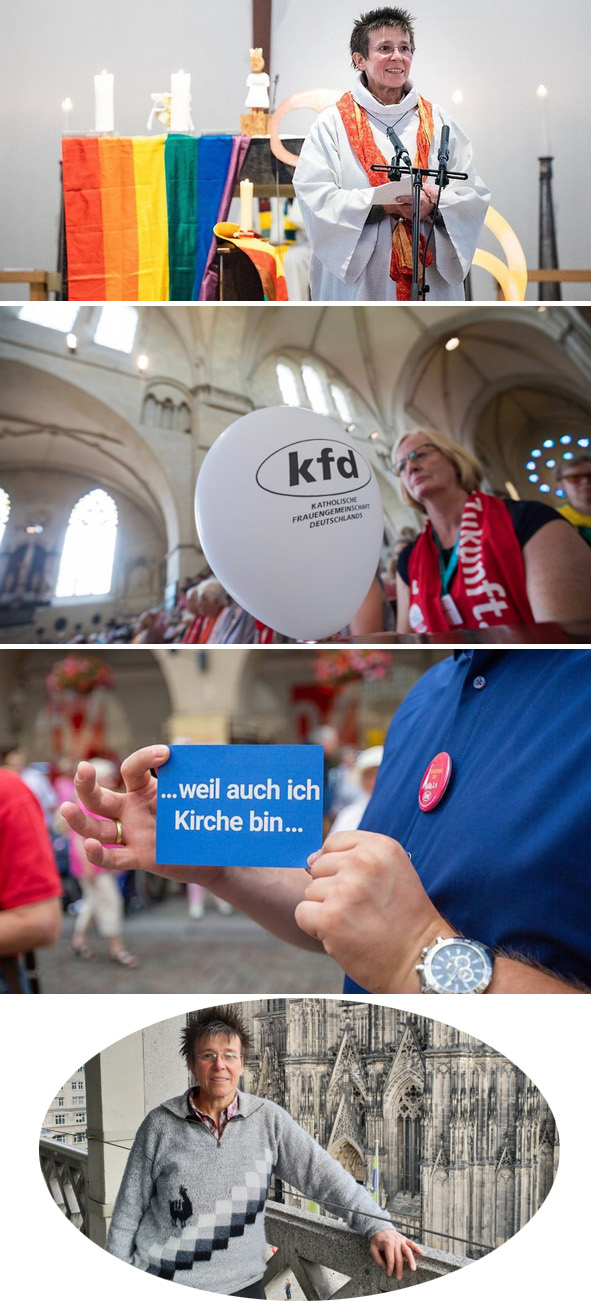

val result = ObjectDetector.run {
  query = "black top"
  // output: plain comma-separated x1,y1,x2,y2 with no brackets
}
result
396,498,562,587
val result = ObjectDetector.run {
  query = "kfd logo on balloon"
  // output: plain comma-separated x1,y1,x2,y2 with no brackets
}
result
256,440,371,499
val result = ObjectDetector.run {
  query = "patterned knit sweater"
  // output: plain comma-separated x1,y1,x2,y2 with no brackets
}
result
106,1090,388,1293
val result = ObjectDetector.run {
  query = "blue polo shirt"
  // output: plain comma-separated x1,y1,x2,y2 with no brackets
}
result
344,650,591,992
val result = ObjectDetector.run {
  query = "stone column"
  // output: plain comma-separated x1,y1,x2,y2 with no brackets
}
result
85,1015,187,1246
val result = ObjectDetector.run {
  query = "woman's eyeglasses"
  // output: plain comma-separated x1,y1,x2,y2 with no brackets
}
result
195,1051,242,1063
394,444,438,477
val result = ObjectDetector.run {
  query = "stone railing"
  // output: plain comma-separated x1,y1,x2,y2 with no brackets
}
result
263,1204,468,1297
40,1139,89,1235
38,1157,469,1295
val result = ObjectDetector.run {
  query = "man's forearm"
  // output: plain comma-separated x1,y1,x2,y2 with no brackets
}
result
0,898,61,956
182,865,324,953
488,955,586,994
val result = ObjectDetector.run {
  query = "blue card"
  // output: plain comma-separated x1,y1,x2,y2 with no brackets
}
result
155,745,324,868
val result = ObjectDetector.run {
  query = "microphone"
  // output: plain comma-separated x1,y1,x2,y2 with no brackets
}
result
437,124,451,188
386,126,412,166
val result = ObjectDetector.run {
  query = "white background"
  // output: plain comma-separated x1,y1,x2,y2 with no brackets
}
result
3,993,587,1301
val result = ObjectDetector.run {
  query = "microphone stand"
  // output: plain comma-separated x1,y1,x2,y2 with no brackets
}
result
370,139,468,300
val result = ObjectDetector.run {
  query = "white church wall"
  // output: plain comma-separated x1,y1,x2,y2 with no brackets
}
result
1,2,589,299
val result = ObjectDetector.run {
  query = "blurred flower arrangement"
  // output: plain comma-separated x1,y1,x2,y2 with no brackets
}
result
314,650,393,686
46,655,115,698
45,656,115,754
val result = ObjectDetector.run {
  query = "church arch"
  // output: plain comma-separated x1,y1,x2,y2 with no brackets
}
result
0,358,180,556
471,382,591,504
329,1136,365,1182
395,314,591,458
2,648,173,760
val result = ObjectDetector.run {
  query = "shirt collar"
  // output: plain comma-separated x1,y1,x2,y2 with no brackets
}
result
352,72,418,124
188,1088,241,1121
454,649,507,670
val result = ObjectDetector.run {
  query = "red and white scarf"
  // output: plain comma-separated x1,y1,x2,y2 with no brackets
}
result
407,492,535,632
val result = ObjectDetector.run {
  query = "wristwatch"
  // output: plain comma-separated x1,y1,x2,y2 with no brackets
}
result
416,936,494,994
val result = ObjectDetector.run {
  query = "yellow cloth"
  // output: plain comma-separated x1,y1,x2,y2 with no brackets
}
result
132,137,170,301
559,503,591,529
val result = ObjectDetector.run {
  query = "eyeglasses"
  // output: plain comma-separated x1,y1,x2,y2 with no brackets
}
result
394,444,438,477
374,42,413,54
195,1051,242,1063
561,472,591,484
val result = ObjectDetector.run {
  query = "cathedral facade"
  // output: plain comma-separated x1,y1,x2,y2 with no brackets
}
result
240,1000,558,1259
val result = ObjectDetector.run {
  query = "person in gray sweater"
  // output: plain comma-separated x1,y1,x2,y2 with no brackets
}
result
106,1006,422,1296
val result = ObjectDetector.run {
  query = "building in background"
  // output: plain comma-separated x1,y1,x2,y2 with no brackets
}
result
41,1066,87,1148
240,1000,558,1258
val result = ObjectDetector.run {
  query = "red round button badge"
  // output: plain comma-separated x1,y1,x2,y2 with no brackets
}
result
418,751,453,812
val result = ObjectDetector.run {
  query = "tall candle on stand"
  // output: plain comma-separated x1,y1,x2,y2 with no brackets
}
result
94,70,114,132
536,85,550,155
170,70,191,131
61,97,74,135
240,179,254,232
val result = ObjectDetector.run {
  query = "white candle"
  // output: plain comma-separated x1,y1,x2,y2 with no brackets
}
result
240,178,254,232
94,70,114,132
170,70,191,132
61,97,74,135
536,85,550,155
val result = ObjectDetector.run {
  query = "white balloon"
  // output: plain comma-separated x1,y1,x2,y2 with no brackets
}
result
195,406,384,640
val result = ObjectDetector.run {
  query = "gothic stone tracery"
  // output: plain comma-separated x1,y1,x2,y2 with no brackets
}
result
239,1000,558,1257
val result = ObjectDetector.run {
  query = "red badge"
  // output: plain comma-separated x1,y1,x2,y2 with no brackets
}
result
418,752,452,812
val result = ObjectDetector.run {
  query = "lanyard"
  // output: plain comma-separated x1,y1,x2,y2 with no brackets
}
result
433,528,460,595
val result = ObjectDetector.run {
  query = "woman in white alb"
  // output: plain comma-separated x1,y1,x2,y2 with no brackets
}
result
294,6,490,301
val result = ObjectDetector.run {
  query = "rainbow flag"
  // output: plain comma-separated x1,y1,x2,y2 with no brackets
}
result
62,134,246,302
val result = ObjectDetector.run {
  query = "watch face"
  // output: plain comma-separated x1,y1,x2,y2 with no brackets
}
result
428,941,491,993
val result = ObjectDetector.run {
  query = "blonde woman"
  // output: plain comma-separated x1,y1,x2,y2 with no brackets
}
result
393,429,591,633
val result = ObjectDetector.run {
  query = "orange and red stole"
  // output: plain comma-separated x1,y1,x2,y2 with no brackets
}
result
336,91,435,300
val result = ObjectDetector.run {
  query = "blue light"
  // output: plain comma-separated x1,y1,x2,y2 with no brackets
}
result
543,439,554,448
546,459,556,468
526,461,536,470
564,452,574,460
528,474,539,483
540,484,551,493
531,449,542,458
578,438,590,447
560,435,572,444
556,489,565,497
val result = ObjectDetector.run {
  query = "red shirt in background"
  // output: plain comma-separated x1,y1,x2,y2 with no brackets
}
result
0,769,62,913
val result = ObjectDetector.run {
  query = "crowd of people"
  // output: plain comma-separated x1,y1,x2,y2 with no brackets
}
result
27,441,591,647
45,565,400,646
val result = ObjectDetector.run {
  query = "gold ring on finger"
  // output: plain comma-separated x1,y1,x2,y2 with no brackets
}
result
115,820,125,846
